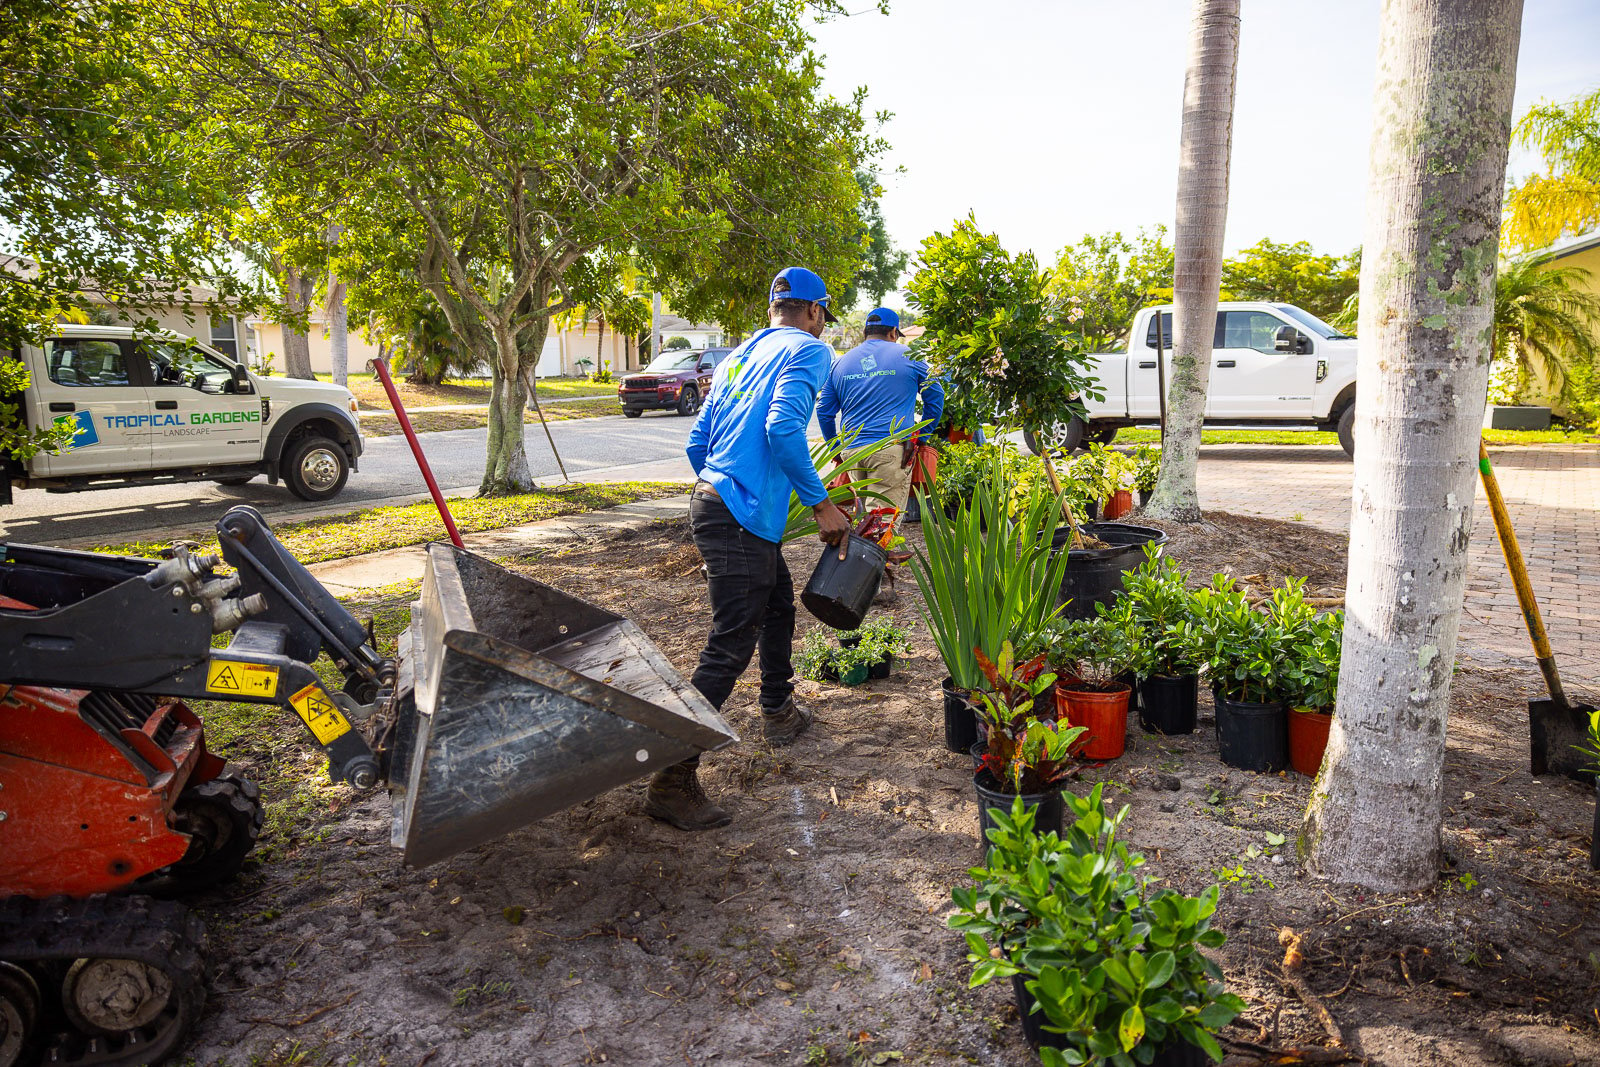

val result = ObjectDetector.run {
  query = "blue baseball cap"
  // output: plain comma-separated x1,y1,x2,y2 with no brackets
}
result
864,307,900,331
769,266,838,323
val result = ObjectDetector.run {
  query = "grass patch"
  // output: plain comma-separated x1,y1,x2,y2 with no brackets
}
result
1114,426,1597,447
95,481,689,564
361,397,618,436
326,372,615,413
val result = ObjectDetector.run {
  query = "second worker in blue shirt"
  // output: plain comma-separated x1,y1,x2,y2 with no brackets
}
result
816,307,945,526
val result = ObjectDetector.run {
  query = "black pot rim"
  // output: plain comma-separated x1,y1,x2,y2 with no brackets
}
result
974,768,1063,805
1056,521,1170,561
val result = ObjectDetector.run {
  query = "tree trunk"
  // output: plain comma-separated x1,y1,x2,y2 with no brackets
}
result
1144,0,1240,523
596,318,606,377
280,265,316,380
1301,0,1523,892
480,317,544,496
328,276,349,386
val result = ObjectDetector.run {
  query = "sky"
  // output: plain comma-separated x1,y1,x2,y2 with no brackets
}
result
809,0,1600,276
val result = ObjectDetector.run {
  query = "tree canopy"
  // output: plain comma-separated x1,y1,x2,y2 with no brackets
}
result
1047,227,1173,351
1504,88,1600,250
1219,238,1360,325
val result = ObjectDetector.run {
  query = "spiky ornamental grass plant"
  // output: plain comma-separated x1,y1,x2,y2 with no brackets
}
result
911,448,1071,690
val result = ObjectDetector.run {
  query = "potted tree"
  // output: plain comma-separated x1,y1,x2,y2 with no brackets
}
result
1285,610,1344,777
1177,577,1315,773
1049,614,1139,761
1121,550,1203,736
969,643,1085,839
1132,445,1161,509
951,789,1247,1064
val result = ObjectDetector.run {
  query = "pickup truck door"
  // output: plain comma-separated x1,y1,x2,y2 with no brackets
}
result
1208,310,1318,419
1129,312,1174,419
136,339,263,470
27,337,151,476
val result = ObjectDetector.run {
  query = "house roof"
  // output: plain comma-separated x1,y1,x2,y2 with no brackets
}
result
1528,230,1600,261
656,315,721,334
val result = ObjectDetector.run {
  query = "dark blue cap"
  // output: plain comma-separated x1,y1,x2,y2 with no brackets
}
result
864,307,899,331
769,266,838,323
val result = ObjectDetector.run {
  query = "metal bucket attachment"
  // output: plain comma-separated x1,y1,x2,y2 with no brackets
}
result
389,543,736,866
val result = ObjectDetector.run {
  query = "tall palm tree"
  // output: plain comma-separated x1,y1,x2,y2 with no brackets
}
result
1143,0,1240,523
1492,252,1600,401
1302,0,1524,893
1503,88,1600,250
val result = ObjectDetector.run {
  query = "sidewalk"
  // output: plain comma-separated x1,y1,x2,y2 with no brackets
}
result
307,495,690,596
1192,442,1599,692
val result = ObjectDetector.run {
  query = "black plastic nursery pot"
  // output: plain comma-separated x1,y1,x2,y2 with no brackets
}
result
944,677,979,753
820,663,869,686
974,768,1065,842
1592,781,1599,872
1052,522,1169,621
801,534,887,630
1141,674,1199,735
1528,698,1598,784
1117,669,1141,711
1213,688,1289,773
868,654,893,680
970,739,988,770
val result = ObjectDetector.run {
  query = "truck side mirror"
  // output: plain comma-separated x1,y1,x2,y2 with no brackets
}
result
1274,326,1311,354
230,364,254,395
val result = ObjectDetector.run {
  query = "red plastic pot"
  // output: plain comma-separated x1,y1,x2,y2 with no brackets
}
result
1062,684,1131,760
910,443,939,489
1102,489,1135,519
1288,708,1333,777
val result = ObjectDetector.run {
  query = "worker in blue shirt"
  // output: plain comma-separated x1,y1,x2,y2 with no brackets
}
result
646,267,851,832
816,307,945,526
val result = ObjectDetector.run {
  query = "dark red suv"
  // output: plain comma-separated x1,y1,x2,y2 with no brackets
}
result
618,347,732,418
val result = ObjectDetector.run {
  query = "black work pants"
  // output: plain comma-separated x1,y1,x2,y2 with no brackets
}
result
679,492,796,771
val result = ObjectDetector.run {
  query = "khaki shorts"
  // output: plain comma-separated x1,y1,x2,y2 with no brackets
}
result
842,442,912,520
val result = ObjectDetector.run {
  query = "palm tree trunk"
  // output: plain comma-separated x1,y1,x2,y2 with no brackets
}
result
1301,0,1524,892
1144,0,1240,523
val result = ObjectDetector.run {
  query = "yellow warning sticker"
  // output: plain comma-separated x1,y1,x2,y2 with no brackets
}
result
288,683,351,745
206,659,280,698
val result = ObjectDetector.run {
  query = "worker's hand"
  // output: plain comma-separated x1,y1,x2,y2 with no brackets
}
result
813,500,852,559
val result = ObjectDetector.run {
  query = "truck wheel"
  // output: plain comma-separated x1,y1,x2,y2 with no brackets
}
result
676,386,700,416
1086,425,1119,446
1337,405,1355,458
214,475,254,487
284,435,350,501
1024,418,1086,456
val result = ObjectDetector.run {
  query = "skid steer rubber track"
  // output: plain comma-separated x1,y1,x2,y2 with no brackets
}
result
0,894,206,1067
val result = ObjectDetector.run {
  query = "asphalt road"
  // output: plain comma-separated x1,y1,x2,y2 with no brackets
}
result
2,410,703,547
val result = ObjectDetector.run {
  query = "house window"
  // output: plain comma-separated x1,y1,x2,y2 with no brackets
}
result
210,315,240,358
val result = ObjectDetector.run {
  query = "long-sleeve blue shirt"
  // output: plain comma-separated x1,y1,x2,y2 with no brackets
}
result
685,326,832,544
816,338,945,446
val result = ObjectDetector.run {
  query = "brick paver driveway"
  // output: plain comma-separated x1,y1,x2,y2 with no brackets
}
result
1190,443,1599,697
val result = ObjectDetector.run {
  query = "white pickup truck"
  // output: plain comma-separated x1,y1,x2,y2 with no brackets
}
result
1033,301,1359,458
2,326,364,504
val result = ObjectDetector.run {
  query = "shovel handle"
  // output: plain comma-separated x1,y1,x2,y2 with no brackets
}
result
1478,439,1568,709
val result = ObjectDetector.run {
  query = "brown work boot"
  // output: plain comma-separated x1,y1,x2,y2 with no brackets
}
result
644,762,730,831
761,697,813,746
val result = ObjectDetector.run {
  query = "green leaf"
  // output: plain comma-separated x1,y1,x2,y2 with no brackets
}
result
1119,1005,1146,1052
1144,951,1176,989
1100,957,1137,993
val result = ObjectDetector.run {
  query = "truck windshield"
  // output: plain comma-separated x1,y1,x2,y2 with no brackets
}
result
1274,304,1353,340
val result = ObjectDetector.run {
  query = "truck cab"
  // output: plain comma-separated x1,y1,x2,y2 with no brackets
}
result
1072,302,1359,456
4,326,364,501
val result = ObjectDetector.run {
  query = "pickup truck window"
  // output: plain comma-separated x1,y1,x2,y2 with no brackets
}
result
1143,314,1174,350
46,339,132,387
1273,304,1351,340
143,340,235,393
1218,311,1289,353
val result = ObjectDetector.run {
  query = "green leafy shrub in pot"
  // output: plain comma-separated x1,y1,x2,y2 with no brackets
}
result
1131,445,1161,494
950,788,1247,1064
1284,609,1343,714
1174,576,1316,704
971,643,1084,793
795,630,876,684
1045,611,1141,692
836,618,913,672
1119,549,1201,679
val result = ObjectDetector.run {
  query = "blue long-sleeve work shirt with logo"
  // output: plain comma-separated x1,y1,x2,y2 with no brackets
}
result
815,338,945,446
685,326,832,544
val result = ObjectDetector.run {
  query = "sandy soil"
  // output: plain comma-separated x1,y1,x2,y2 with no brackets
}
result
184,514,1600,1067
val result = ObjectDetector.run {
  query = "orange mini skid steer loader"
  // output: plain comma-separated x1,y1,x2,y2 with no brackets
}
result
0,506,735,1066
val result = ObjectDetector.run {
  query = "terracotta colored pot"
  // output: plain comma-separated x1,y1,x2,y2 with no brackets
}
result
1102,489,1135,520
1062,684,1131,760
910,444,939,488
1288,708,1334,777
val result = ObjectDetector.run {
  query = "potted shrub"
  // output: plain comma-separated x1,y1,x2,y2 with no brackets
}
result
1121,550,1202,736
913,452,1070,753
1284,609,1343,777
837,617,913,679
1176,577,1316,773
1049,614,1139,760
969,643,1085,839
1577,709,1600,871
950,789,1247,1064
1132,445,1161,508
795,630,873,686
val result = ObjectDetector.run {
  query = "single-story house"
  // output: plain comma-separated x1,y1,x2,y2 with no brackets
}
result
654,315,724,352
1513,230,1600,414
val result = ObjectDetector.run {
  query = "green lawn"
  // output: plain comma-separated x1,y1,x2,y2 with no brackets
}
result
319,371,614,404
95,481,689,564
1112,426,1596,447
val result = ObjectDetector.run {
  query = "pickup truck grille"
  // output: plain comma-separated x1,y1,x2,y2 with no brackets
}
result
622,377,657,390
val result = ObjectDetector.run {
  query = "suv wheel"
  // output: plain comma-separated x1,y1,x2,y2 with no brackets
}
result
677,385,700,416
284,435,350,501
1337,404,1355,459
622,408,643,419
